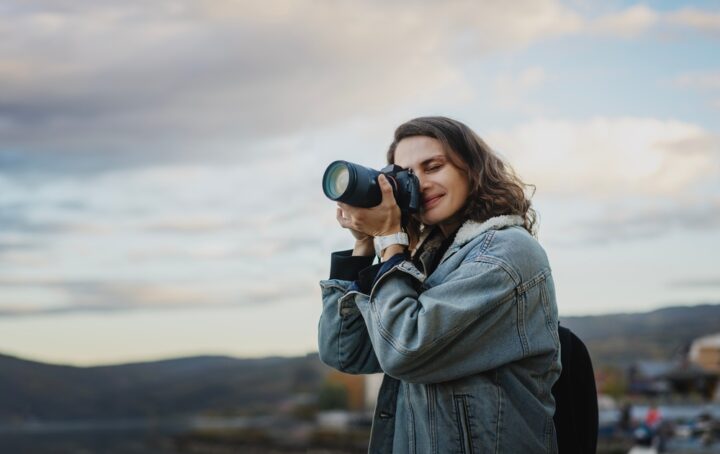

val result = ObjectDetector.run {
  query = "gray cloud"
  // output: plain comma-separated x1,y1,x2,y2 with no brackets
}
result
0,273,319,317
580,198,720,244
1,0,463,173
0,300,236,317
0,201,100,235
12,0,706,175
4,0,718,168
0,204,71,234
0,239,39,253
0,0,715,173
668,278,720,288
542,195,720,248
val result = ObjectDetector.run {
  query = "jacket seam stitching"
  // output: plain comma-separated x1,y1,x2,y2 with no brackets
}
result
474,256,520,285
405,382,416,454
516,269,551,295
369,283,516,358
320,281,349,293
453,394,468,454
369,260,519,358
495,371,503,454
337,316,346,371
427,384,437,454
478,230,495,255
540,281,561,361
516,291,530,355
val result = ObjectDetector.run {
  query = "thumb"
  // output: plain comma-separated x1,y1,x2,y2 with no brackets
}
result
379,174,394,195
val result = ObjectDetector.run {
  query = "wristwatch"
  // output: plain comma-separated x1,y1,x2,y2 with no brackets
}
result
373,232,409,258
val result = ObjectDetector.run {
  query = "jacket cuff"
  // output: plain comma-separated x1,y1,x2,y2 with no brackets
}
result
329,250,375,281
374,253,408,283
356,252,408,294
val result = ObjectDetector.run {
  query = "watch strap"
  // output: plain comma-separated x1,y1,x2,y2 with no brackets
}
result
373,232,409,258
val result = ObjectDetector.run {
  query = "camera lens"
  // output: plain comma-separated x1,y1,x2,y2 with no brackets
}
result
322,160,382,207
324,161,350,199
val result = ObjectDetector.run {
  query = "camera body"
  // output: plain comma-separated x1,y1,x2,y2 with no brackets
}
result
322,161,421,218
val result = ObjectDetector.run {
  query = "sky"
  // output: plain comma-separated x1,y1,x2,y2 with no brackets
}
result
1,0,719,366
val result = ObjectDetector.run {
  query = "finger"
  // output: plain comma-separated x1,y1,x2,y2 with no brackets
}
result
337,217,351,229
338,202,362,219
381,175,394,194
336,208,349,226
379,175,397,206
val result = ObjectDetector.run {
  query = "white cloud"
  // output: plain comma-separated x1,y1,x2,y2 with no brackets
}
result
673,71,720,90
0,273,319,316
2,0,720,322
672,71,720,110
590,5,659,37
666,8,720,34
492,66,547,114
487,117,720,198
6,0,691,170
3,0,718,176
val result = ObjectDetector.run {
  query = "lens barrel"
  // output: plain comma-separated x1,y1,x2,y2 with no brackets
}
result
322,161,382,208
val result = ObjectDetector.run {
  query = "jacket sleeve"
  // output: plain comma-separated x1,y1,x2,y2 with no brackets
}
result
317,251,382,375
352,258,548,384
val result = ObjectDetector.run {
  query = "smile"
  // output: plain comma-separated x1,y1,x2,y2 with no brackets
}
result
423,194,444,210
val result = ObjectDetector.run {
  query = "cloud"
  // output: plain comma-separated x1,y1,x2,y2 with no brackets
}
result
666,8,720,35
579,196,720,243
0,276,318,317
3,0,718,178
485,116,720,245
668,278,720,289
491,67,548,114
673,72,720,90
487,116,720,198
0,203,77,234
0,0,469,171
672,71,720,110
0,200,108,235
142,217,237,234
0,239,39,254
590,5,659,37
9,0,711,174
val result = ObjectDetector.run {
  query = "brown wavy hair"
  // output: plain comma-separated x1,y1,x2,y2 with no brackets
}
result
387,116,537,238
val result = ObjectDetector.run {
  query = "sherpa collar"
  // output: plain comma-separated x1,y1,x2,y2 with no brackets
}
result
411,214,524,257
452,214,525,249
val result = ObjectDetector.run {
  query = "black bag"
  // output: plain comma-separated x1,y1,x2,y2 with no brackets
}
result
552,325,599,454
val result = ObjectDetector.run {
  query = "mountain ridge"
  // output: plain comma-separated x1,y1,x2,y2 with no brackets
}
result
2,303,718,422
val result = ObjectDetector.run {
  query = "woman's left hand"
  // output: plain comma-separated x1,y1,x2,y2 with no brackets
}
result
336,174,402,237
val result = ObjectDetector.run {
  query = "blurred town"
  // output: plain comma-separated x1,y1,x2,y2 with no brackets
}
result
1,306,719,454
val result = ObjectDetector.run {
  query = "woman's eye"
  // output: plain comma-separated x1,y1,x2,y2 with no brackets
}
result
426,165,441,172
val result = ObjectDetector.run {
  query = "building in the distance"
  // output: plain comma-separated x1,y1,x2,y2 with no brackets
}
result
688,333,720,400
689,333,720,373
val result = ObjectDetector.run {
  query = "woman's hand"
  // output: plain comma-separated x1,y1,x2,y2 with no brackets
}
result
336,175,402,252
336,207,374,256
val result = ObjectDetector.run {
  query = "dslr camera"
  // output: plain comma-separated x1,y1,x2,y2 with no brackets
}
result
322,161,421,220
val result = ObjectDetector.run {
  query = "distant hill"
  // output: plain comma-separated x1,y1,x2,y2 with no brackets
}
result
0,353,327,423
560,303,720,368
2,303,718,422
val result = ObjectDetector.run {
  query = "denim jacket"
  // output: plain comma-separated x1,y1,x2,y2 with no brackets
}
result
318,215,561,453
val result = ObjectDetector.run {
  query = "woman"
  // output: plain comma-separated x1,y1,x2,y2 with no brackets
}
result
318,116,561,453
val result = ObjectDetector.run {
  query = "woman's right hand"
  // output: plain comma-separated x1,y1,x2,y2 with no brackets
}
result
336,207,374,256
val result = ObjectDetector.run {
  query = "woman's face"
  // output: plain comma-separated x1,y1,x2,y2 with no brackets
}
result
393,136,470,227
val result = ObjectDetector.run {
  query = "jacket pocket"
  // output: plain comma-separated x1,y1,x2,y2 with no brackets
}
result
454,395,474,454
